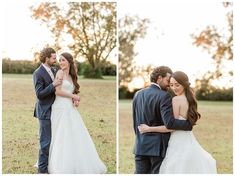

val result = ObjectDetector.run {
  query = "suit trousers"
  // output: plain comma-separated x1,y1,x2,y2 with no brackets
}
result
135,155,164,174
38,119,51,173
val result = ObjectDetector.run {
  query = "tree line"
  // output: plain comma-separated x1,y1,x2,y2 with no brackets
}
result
119,86,232,101
2,58,116,77
118,3,232,101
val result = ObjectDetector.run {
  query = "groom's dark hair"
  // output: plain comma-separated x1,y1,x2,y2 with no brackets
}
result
150,66,173,83
39,47,56,63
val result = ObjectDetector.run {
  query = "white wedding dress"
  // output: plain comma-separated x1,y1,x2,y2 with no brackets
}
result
160,117,217,174
48,79,107,174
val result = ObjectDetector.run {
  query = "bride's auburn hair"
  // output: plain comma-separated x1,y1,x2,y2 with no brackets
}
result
61,52,80,94
171,71,201,125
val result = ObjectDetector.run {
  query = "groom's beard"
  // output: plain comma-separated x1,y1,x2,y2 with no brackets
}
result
48,61,56,67
159,83,170,91
163,87,170,91
161,87,169,91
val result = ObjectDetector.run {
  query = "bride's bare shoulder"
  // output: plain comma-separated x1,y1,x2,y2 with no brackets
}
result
56,69,64,79
173,95,187,100
172,95,187,104
172,96,181,102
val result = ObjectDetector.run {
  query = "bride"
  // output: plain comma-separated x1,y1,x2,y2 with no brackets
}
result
48,52,107,174
138,71,217,174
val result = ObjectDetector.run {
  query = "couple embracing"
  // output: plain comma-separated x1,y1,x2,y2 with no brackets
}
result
133,66,217,174
33,47,106,174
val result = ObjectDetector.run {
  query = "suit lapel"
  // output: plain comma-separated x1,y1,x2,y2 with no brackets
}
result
40,65,53,82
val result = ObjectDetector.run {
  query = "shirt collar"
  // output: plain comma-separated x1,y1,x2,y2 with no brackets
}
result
151,82,161,90
42,63,51,72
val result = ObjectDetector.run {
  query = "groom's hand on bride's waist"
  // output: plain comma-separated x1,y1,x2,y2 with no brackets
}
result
72,95,80,107
72,94,80,101
73,100,80,107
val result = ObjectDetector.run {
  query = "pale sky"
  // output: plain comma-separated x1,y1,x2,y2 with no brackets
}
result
1,0,117,64
2,1,54,60
0,0,233,87
118,0,233,88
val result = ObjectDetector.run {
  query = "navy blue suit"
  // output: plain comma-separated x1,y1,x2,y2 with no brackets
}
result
132,84,192,174
33,64,56,173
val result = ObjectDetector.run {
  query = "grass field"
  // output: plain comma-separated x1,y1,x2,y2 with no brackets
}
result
2,74,116,174
119,100,233,174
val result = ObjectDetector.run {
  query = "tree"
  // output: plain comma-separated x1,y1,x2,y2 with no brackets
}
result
119,15,150,87
192,2,233,82
31,2,116,78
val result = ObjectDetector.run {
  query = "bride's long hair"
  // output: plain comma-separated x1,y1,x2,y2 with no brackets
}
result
171,71,201,125
61,52,80,94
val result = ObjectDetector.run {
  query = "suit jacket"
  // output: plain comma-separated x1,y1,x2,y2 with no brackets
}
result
33,64,56,120
132,84,192,157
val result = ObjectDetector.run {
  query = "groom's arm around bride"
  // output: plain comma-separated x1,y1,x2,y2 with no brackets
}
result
160,93,192,130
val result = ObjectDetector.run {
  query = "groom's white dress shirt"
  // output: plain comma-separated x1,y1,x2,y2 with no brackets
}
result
42,63,55,81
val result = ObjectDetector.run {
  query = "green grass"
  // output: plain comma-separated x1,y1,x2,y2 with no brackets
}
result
2,74,116,174
119,100,233,174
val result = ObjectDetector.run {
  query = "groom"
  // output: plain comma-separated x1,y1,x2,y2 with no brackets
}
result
132,66,192,174
33,47,61,173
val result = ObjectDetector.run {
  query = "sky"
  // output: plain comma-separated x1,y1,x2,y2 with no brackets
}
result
0,0,233,88
118,0,233,88
2,1,54,60
1,0,117,64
